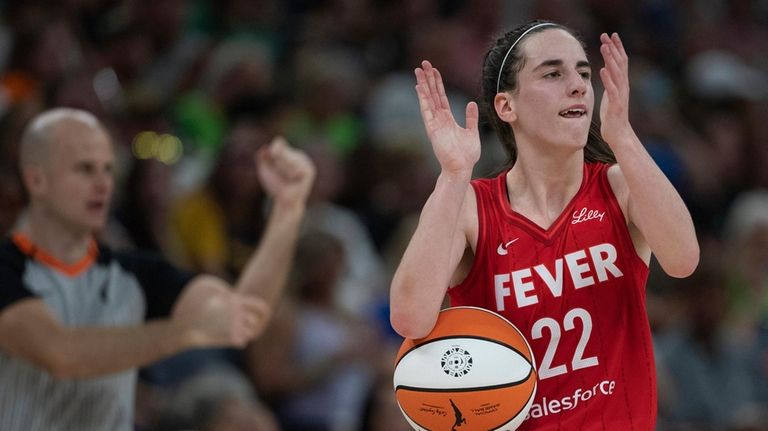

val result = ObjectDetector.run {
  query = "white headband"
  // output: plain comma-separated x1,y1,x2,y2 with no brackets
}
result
495,23,558,93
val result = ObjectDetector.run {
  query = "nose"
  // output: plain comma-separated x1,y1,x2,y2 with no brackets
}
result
568,71,587,97
94,171,113,195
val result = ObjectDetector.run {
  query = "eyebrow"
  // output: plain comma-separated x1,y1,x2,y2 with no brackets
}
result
532,59,592,70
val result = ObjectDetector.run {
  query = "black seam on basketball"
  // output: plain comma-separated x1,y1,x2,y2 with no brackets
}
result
394,366,534,393
395,335,532,369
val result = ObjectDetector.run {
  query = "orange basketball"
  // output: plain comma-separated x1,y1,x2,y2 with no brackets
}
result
393,306,537,431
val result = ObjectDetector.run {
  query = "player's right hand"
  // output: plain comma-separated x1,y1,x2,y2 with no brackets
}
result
415,60,480,175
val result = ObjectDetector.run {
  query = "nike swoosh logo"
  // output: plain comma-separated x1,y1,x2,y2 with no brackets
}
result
496,238,519,256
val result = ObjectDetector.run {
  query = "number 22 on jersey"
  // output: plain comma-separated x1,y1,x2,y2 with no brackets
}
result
532,307,598,379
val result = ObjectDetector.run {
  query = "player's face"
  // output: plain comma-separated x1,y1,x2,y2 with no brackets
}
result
41,123,115,235
509,29,594,152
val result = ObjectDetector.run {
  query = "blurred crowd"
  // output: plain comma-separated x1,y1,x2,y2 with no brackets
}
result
0,0,767,430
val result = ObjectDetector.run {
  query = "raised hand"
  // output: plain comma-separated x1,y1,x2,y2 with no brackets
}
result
598,33,633,148
415,60,481,174
256,136,316,208
171,276,271,348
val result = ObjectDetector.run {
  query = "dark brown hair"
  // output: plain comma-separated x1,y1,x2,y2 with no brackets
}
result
480,20,616,169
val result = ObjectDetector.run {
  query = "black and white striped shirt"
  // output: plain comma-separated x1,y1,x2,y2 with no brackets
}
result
0,235,191,431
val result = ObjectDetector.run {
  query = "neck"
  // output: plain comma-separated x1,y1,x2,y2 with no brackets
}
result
506,151,584,227
18,207,94,265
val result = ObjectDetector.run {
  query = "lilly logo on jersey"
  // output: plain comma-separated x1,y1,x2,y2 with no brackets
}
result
571,207,605,225
497,238,519,255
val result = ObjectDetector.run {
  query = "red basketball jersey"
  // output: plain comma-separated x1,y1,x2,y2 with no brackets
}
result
449,162,654,431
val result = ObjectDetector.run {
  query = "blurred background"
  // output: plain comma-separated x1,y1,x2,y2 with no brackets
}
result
0,0,767,430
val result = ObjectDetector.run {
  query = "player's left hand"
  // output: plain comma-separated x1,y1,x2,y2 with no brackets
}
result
256,136,316,209
598,32,633,148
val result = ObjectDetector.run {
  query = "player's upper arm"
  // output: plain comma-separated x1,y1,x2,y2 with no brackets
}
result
606,164,651,263
0,298,69,376
449,184,479,287
606,164,630,221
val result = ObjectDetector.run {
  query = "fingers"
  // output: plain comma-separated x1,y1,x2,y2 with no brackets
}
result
414,60,450,112
600,33,628,79
600,68,618,101
607,32,627,63
600,38,622,79
240,295,271,338
415,76,434,124
228,294,271,346
256,136,316,204
239,295,271,321
600,33,624,61
173,279,274,347
422,61,442,110
465,101,479,131
599,33,629,101
414,64,427,85
434,68,450,110
259,136,314,181
415,66,435,125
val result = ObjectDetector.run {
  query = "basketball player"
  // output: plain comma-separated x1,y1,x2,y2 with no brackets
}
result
0,108,315,430
390,21,699,430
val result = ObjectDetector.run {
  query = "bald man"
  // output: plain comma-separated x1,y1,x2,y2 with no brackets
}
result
0,108,315,430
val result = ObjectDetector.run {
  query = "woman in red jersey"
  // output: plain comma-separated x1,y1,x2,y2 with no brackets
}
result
389,20,699,431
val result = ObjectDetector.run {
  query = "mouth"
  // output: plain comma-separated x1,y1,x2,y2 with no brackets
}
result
87,201,107,212
558,106,588,118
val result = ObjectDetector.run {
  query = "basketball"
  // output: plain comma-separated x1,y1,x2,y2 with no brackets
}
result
393,306,537,431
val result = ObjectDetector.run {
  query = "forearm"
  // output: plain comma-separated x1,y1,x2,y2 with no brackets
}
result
612,130,699,276
390,170,471,337
52,320,191,378
234,201,305,304
598,32,698,276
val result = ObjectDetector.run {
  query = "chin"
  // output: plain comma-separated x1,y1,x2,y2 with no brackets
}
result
84,216,108,234
554,123,589,142
557,133,589,151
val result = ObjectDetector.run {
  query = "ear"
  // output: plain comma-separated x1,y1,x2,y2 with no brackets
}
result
494,92,517,123
21,165,47,198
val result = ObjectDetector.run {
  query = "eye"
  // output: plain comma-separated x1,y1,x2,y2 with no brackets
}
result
76,163,95,175
544,71,561,79
580,70,592,79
